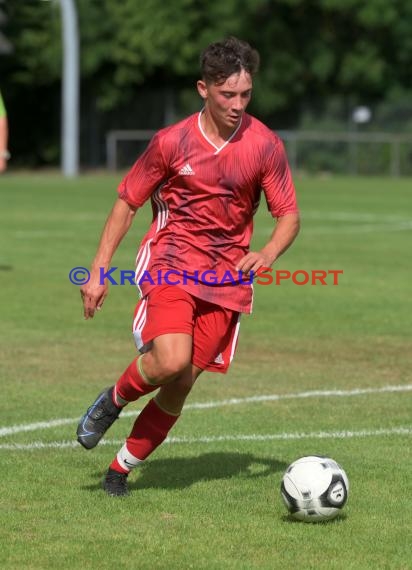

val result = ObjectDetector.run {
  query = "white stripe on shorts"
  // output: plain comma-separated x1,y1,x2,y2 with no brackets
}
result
229,315,241,363
132,298,148,350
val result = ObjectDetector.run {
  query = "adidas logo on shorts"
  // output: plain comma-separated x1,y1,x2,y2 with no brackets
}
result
214,353,224,364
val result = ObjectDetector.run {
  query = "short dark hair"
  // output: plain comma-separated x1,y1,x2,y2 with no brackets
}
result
200,37,260,84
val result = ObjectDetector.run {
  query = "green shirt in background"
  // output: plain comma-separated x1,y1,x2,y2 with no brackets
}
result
0,91,6,118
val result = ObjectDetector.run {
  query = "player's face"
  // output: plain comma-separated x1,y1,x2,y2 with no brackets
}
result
198,69,253,132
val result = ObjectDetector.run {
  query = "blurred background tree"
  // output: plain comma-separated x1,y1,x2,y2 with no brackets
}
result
0,0,411,168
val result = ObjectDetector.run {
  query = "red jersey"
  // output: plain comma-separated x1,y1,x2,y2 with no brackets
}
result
118,111,298,313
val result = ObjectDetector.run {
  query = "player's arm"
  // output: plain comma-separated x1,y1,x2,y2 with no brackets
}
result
80,197,137,319
237,137,300,275
80,131,167,318
236,212,300,275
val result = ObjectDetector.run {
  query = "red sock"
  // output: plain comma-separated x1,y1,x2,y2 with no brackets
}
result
115,356,158,403
126,398,179,460
109,399,179,473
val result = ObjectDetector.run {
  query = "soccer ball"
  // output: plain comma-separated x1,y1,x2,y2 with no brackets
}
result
280,455,349,522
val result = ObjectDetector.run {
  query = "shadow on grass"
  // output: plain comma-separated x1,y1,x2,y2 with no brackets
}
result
83,452,288,492
281,512,348,525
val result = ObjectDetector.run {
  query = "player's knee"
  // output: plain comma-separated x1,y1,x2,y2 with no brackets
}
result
154,353,191,383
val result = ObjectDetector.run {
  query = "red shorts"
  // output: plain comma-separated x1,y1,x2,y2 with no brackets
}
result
132,285,240,373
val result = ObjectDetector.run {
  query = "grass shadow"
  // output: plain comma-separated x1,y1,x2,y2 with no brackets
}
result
83,452,288,492
281,512,348,524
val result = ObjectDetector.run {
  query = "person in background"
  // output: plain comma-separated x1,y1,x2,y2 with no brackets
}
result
0,89,10,173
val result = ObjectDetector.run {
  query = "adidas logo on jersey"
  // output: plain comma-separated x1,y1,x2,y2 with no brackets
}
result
179,163,195,176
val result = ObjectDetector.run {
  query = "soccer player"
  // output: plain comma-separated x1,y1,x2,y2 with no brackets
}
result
77,37,300,496
0,90,10,173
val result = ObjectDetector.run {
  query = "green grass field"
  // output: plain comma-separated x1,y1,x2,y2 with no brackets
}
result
0,173,411,569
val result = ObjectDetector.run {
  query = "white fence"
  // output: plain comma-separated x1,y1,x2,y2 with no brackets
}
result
106,129,412,176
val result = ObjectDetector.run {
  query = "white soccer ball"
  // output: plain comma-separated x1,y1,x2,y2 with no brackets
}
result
281,455,349,522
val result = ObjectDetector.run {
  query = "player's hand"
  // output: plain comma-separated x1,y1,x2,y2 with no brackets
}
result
236,251,273,279
80,271,108,319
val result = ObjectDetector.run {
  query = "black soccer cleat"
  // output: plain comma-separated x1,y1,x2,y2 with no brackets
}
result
103,468,129,497
76,387,121,449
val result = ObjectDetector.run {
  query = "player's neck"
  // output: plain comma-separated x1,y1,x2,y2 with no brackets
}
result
200,108,241,147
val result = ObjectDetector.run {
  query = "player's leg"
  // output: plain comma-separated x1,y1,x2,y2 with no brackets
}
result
155,364,202,415
76,332,194,450
103,298,240,497
113,330,194,401
103,364,202,496
76,286,195,450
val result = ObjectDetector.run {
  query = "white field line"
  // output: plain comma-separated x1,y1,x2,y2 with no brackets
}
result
13,231,75,239
5,211,409,225
182,384,412,410
9,213,412,239
301,222,412,235
255,210,412,236
0,426,411,451
256,221,412,237
302,212,412,223
15,224,412,239
1,384,411,439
